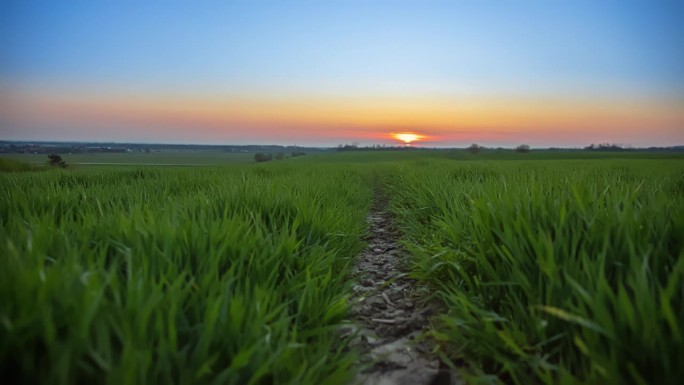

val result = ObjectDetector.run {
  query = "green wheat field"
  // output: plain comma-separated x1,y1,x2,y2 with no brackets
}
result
1,151,683,385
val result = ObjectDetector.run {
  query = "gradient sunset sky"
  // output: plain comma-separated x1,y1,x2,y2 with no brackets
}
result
1,0,683,147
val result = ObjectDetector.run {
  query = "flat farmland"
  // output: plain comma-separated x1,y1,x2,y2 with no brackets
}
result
1,151,256,166
1,152,683,384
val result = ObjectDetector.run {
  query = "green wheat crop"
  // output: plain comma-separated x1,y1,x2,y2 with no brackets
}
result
388,159,684,384
0,165,372,384
2,153,683,385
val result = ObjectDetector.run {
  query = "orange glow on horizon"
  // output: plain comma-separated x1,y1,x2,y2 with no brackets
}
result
391,132,425,144
1,85,683,146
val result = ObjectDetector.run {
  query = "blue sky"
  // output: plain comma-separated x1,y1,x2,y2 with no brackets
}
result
1,0,683,146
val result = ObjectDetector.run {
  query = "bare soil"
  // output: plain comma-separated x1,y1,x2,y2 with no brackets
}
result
344,181,460,385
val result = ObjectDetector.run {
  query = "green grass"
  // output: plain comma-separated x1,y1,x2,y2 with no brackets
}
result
2,152,683,384
388,159,684,384
0,164,372,384
0,157,39,172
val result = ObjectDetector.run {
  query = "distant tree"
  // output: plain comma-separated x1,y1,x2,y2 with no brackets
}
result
605,143,624,151
47,154,67,168
254,153,273,163
337,143,360,152
515,144,531,153
585,143,625,152
467,143,482,154
274,152,284,160
291,152,306,157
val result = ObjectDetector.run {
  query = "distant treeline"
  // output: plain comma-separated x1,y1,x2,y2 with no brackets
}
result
0,144,129,154
582,143,684,152
1,141,682,154
336,143,420,151
464,143,684,153
0,142,328,155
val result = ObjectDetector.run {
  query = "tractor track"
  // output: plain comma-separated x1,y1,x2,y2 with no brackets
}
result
344,179,460,385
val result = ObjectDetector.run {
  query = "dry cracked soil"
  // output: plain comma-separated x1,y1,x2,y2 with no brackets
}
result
343,181,461,385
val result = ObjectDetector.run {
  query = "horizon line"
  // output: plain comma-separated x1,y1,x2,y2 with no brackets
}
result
2,139,683,150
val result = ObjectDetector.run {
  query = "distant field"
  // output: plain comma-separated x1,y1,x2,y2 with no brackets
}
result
306,150,684,163
4,149,683,168
1,151,256,166
1,153,683,384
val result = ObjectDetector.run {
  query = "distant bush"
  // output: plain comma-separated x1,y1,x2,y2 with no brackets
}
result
337,144,359,152
515,144,531,153
467,143,482,154
47,154,67,168
584,143,627,151
274,152,285,160
291,152,306,157
254,153,273,163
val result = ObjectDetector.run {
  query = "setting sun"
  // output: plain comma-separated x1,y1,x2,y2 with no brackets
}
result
392,132,425,144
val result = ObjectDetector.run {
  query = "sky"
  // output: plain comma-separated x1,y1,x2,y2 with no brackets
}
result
1,0,683,147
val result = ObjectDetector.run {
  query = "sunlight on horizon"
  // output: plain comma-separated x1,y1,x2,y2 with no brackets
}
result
391,132,425,144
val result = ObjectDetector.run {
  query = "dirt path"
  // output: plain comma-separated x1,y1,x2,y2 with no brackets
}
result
345,179,457,385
